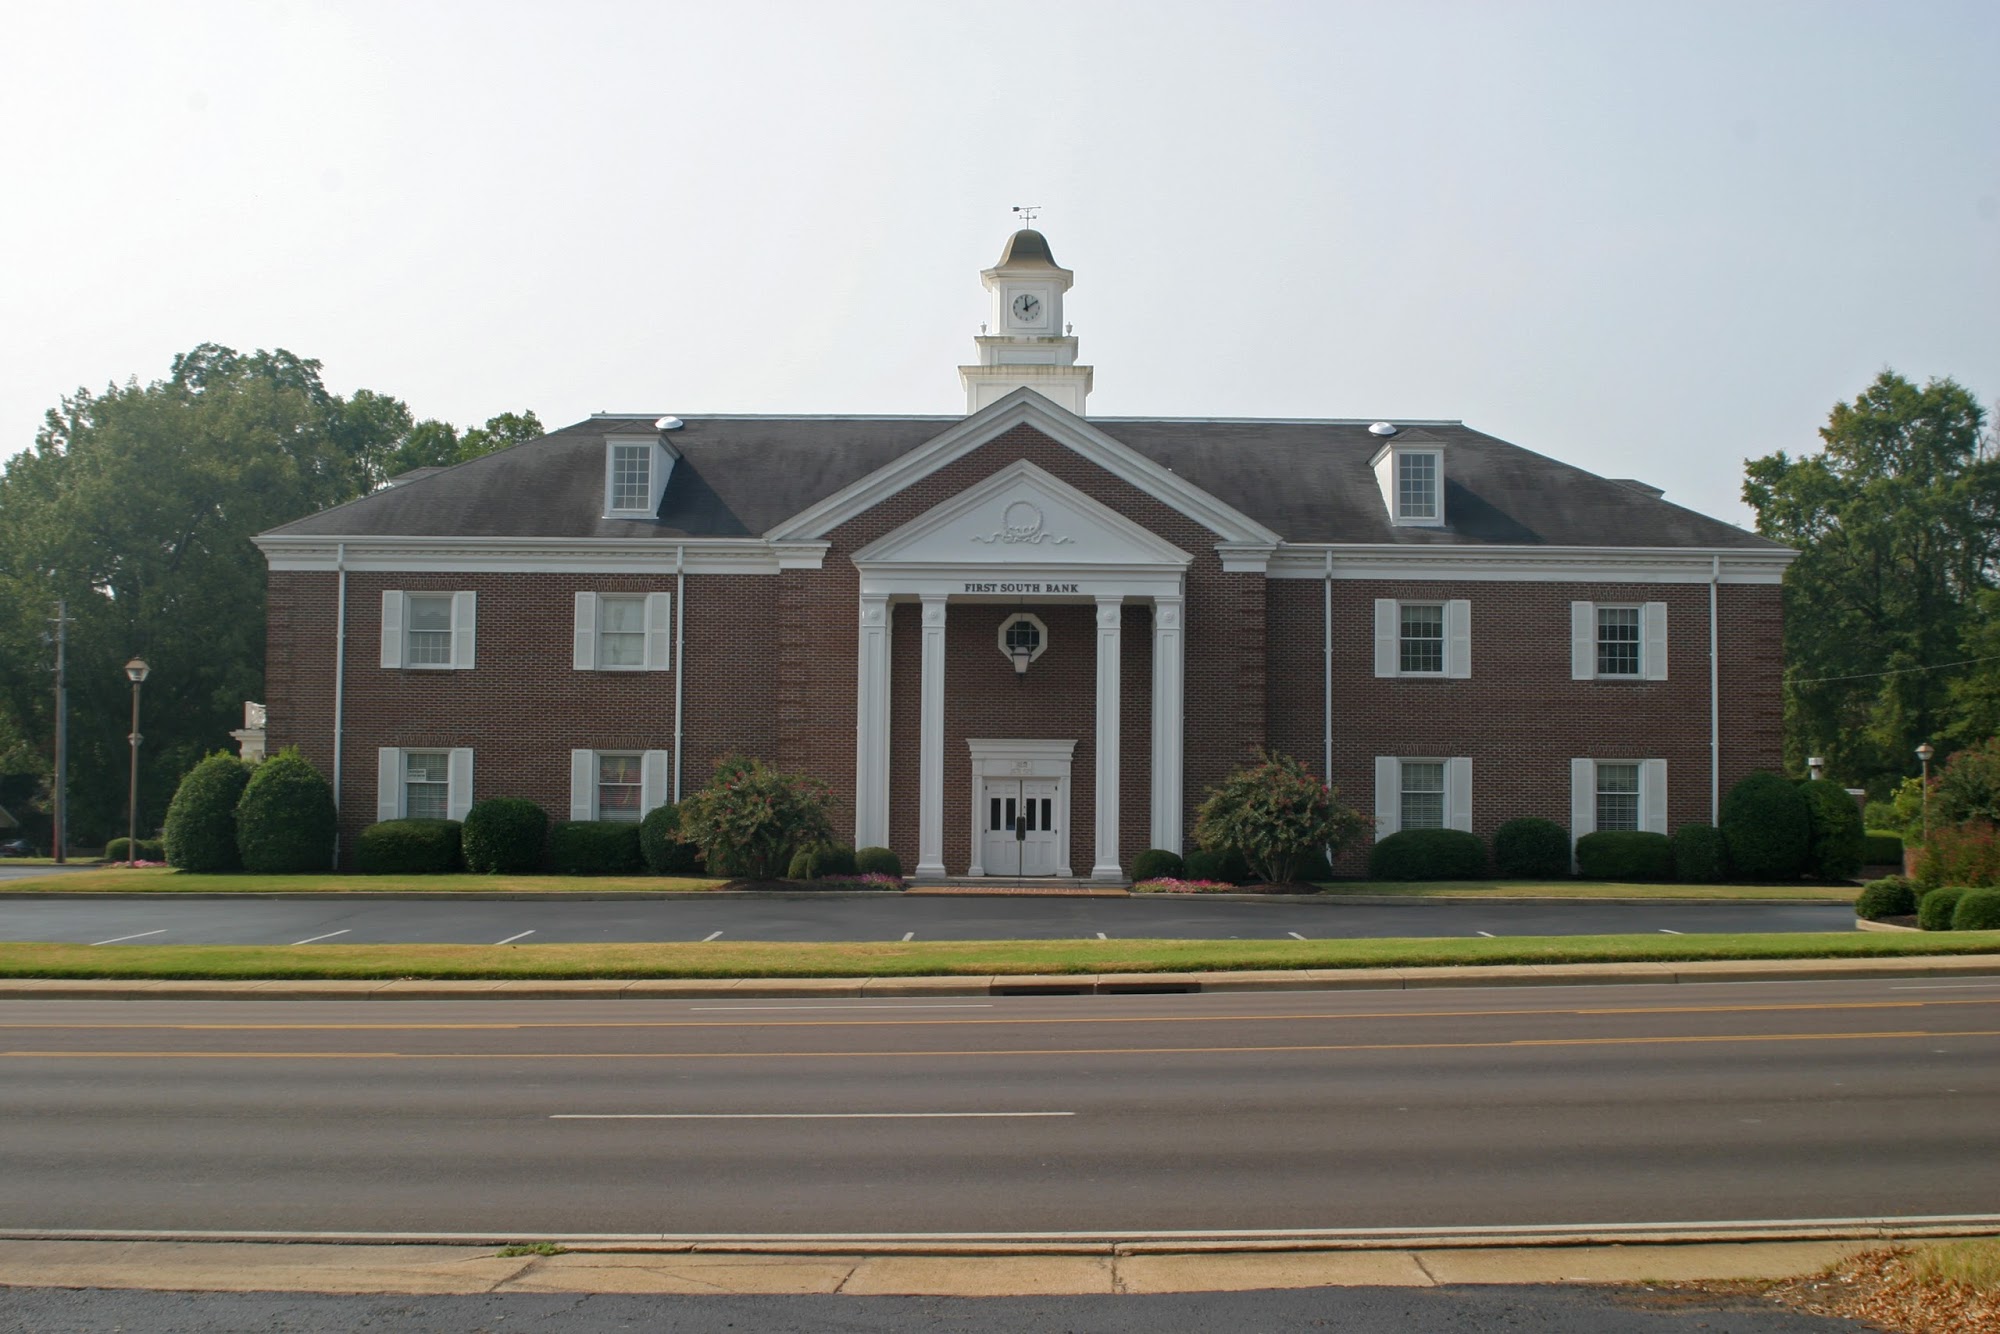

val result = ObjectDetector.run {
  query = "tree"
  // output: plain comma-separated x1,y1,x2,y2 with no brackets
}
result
675,756,834,880
1191,750,1370,885
1742,371,1999,785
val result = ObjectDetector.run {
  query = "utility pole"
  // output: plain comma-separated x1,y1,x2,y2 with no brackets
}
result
49,600,71,863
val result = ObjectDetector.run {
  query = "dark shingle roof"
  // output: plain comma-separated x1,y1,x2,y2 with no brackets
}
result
263,414,1778,550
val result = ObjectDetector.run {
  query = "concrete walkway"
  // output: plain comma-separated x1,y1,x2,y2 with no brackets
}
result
0,1238,1893,1296
3,951,1997,1000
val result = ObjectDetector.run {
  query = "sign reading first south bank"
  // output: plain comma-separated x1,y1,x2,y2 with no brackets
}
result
961,581,1083,595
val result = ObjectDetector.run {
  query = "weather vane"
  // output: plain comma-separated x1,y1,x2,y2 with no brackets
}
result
1012,205,1040,226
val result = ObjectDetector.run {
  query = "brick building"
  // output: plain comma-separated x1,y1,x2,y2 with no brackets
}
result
256,229,1794,878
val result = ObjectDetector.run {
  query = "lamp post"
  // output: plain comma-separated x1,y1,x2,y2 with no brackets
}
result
124,657,149,867
1915,741,1934,844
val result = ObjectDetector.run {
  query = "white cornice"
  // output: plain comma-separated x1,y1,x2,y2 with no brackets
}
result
1266,543,1797,585
253,535,819,575
766,388,1282,549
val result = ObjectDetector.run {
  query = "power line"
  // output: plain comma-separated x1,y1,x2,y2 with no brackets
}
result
1795,653,2000,685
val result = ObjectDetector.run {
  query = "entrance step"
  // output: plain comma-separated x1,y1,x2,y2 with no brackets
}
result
907,877,1129,897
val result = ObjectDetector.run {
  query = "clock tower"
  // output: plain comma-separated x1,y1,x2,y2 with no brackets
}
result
958,228,1094,415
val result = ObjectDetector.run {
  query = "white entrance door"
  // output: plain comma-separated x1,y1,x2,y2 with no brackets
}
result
981,779,1063,877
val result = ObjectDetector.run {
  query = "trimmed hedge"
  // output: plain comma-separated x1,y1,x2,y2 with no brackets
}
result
639,803,703,875
1720,772,1811,880
547,820,644,875
1368,828,1487,881
236,749,337,874
1575,830,1676,882
162,752,251,872
1131,848,1185,881
461,798,548,874
1492,818,1570,878
1920,886,1971,932
1953,888,2000,931
1672,823,1732,884
855,846,903,878
355,819,464,874
787,843,858,880
1185,846,1251,884
104,837,165,862
1862,832,1905,866
1853,877,1917,921
1798,778,1866,880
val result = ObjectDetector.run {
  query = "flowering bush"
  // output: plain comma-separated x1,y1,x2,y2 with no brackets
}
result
794,872,903,891
675,755,835,881
1132,877,1240,893
1190,750,1369,884
1914,820,2000,889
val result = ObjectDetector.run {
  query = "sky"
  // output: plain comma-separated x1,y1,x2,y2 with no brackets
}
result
2,0,1995,530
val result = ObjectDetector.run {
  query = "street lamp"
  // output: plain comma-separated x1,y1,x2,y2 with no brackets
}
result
124,657,149,867
1916,741,1935,844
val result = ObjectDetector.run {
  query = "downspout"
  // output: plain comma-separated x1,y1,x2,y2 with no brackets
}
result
1709,553,1720,825
331,541,348,868
673,544,686,802
1322,549,1334,783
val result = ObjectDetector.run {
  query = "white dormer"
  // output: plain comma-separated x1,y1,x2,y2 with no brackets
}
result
1370,431,1445,528
603,431,679,519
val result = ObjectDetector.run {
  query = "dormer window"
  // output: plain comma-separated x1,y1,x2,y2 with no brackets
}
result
602,433,678,518
1371,442,1446,528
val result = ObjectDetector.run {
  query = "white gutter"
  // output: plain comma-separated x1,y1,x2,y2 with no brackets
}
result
673,544,686,803
331,541,348,867
1709,554,1721,824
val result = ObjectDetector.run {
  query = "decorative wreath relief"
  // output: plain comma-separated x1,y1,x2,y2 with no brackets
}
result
971,501,1074,546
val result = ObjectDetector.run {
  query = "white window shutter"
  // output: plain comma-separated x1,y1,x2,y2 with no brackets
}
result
1643,601,1668,680
641,750,669,813
380,591,404,669
1373,600,1397,677
451,591,476,669
1570,758,1595,844
1446,600,1472,679
1570,602,1595,680
447,748,473,821
1447,757,1473,832
573,592,597,670
1643,758,1669,833
376,748,401,822
569,749,595,822
644,592,671,671
1374,756,1400,838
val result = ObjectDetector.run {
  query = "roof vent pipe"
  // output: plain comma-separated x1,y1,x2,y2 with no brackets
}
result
1368,422,1398,437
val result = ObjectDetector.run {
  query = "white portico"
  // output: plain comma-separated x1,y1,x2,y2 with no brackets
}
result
851,461,1190,880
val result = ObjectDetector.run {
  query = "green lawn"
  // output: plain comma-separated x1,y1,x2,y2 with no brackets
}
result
2,931,1994,980
0,868,730,894
1307,881,1861,902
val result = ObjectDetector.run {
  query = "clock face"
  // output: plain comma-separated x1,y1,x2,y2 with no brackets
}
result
1011,292,1043,323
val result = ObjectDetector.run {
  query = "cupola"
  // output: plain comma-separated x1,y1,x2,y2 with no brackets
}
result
958,228,1094,415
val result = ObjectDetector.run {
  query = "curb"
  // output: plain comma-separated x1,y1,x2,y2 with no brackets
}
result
0,890,1856,905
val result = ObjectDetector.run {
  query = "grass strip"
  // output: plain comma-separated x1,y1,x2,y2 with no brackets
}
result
1306,881,1860,902
1,931,1995,981
0,868,730,894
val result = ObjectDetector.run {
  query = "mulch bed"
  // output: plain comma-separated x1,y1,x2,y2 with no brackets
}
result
1665,1247,2000,1333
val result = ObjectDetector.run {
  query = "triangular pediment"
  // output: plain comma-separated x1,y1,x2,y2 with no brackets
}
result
853,461,1191,569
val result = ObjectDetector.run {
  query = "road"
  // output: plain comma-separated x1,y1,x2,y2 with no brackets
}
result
0,894,1854,944
2,976,1995,1238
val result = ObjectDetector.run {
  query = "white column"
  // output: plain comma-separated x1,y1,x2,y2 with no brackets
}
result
1092,596,1123,881
854,594,891,849
1150,593,1185,855
916,595,948,878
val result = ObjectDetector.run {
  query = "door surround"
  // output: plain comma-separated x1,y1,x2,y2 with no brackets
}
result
966,738,1076,877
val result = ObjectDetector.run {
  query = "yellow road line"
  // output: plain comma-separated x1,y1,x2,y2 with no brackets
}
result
7,1028,1997,1060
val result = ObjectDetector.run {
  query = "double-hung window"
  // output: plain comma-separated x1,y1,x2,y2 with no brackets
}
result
1374,756,1472,837
1569,757,1667,843
1571,601,1667,681
610,444,651,512
1594,762,1641,831
573,592,671,671
380,591,476,670
405,595,453,666
1397,452,1438,521
1596,607,1641,677
1400,605,1444,674
1399,761,1446,830
403,751,450,819
1374,599,1470,677
598,596,646,668
595,753,644,822
569,749,670,821
376,747,472,822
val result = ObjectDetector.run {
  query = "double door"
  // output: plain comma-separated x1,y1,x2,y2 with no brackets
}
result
981,778,1061,877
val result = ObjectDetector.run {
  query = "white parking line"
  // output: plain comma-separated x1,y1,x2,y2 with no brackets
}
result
1659,928,1684,935
1096,932,1108,940
290,930,351,946
1475,931,1496,938
1287,932,1307,941
902,931,915,941
552,1112,1075,1120
89,930,165,946
494,930,535,946
702,931,724,942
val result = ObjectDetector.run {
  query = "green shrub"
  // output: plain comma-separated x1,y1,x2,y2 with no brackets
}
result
1798,779,1866,880
162,752,250,872
461,798,548,874
675,757,834,881
786,843,857,880
546,821,643,874
1720,772,1811,880
1191,750,1370,884
1913,821,2000,889
1575,830,1676,882
855,846,903,878
1861,832,1905,866
1492,818,1570,878
639,802,703,874
1952,887,2000,931
1854,877,1917,920
104,837,165,862
1131,848,1185,881
1368,828,1487,881
355,819,464,874
235,748,337,874
1185,846,1251,883
1934,738,2000,828
1920,886,1970,931
1672,823,1731,884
